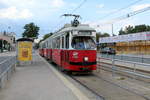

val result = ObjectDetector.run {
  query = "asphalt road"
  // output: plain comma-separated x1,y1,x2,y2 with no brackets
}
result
0,51,16,63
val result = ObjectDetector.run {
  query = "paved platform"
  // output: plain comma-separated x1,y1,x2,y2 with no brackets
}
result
0,52,87,100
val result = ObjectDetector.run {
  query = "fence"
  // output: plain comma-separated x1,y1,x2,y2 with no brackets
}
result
0,56,16,88
100,54,150,64
97,57,150,81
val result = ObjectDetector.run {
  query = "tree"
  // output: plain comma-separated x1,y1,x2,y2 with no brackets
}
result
146,26,150,31
22,22,40,38
42,33,53,40
119,24,150,35
39,33,53,43
134,24,147,33
119,28,126,35
125,25,134,33
102,33,110,37
96,32,110,42
36,32,53,49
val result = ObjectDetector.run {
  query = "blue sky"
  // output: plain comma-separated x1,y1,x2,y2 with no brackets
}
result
0,0,150,40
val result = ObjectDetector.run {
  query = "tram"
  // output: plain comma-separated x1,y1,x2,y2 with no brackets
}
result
39,14,97,72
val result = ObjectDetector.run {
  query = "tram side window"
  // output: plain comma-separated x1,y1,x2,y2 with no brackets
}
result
46,41,48,48
52,39,56,49
62,37,64,48
56,37,60,49
66,33,69,49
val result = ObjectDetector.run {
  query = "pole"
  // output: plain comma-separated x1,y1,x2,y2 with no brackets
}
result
112,24,114,36
1,39,3,52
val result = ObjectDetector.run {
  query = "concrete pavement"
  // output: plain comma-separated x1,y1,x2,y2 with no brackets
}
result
0,52,85,100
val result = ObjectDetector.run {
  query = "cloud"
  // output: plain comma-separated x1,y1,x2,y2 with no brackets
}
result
84,17,138,35
96,9,117,14
0,6,33,19
131,4,150,11
0,0,66,15
0,0,36,7
96,4,104,9
51,0,65,8
0,0,66,9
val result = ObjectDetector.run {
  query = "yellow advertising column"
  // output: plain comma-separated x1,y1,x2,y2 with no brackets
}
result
17,38,33,65
18,42,32,61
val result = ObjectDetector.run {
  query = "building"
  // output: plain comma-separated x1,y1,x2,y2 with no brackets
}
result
0,32,16,51
99,31,150,54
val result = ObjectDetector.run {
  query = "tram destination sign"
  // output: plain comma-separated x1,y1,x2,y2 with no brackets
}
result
78,31,92,35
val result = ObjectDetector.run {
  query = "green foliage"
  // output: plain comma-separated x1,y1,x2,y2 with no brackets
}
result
37,33,53,49
103,33,110,37
96,32,110,50
119,28,126,35
96,32,110,42
119,24,150,35
22,22,40,38
43,33,53,40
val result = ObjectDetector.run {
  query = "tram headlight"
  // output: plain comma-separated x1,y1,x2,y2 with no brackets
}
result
84,57,88,61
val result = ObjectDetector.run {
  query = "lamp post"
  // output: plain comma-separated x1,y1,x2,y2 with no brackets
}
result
112,24,114,36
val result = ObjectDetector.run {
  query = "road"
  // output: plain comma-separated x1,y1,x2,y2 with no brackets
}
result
0,52,16,63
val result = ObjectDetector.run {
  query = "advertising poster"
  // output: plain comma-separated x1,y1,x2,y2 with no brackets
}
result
18,42,32,61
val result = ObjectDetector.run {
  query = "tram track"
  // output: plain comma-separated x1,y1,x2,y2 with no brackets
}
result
69,72,150,100
93,73,150,100
48,61,105,100
46,58,150,100
69,74,105,100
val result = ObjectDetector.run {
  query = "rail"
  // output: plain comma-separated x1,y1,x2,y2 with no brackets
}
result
0,56,16,88
97,57,150,80
100,54,150,64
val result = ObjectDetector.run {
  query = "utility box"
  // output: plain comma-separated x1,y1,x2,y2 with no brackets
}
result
17,38,33,65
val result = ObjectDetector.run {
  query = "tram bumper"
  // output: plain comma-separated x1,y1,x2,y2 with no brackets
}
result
68,61,97,71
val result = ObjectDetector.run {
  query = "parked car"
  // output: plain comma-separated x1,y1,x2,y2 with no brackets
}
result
100,47,116,54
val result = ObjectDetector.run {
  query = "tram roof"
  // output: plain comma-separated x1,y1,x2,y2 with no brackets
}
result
40,24,96,44
57,24,95,33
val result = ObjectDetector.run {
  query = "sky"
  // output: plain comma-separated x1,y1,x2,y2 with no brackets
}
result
0,0,150,40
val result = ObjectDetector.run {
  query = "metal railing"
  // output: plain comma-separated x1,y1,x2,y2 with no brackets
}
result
99,54,150,64
0,56,16,88
97,57,150,80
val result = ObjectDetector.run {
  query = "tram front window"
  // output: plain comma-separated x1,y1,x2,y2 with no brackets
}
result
72,36,96,50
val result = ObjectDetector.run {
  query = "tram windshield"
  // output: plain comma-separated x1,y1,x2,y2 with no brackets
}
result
72,36,96,50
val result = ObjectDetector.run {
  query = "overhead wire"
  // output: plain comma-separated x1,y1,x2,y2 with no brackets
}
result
71,0,87,13
101,6,150,25
98,0,144,20
52,0,87,32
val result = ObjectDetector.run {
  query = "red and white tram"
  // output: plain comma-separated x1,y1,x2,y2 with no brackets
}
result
39,24,97,72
